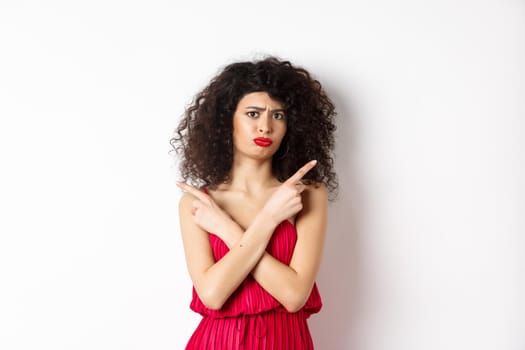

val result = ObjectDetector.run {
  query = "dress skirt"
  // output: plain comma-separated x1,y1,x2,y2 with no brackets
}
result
185,309,314,350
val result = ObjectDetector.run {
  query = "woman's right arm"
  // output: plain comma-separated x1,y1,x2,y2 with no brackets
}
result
178,191,278,310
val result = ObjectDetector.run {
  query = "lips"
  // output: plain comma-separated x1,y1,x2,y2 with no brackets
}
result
253,137,273,147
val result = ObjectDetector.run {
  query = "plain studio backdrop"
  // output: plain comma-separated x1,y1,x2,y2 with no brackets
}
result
0,1,523,349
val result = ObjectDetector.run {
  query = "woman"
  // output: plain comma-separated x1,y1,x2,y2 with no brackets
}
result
171,56,338,349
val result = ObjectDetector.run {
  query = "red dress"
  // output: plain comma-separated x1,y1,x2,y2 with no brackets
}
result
185,200,323,349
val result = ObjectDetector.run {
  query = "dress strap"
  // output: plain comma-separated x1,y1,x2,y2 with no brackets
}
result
201,187,209,194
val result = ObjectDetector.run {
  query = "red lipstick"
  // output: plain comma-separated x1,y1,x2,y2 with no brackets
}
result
253,137,272,147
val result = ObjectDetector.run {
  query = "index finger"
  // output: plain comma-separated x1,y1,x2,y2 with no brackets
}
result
176,182,209,202
285,160,317,184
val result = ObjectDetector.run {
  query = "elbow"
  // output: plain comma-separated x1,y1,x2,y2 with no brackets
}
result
283,302,304,313
201,298,224,311
281,280,316,313
198,288,226,311
281,290,308,313
283,298,306,313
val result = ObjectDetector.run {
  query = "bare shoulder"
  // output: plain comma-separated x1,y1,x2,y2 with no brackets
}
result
179,191,197,209
178,191,209,240
304,182,328,201
178,191,203,222
295,182,328,236
300,182,328,217
178,186,209,211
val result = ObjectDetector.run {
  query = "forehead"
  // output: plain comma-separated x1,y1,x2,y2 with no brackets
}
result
237,91,284,109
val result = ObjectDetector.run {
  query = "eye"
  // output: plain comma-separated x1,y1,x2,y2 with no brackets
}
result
273,112,285,120
247,111,258,118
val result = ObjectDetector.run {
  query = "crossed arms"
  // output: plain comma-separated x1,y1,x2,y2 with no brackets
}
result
177,162,328,312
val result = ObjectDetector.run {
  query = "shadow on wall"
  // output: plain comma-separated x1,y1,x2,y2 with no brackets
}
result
309,87,365,350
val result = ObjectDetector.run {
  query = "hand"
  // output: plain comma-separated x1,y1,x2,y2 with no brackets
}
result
262,160,317,225
176,182,235,243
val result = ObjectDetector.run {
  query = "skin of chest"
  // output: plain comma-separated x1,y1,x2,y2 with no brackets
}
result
208,187,296,230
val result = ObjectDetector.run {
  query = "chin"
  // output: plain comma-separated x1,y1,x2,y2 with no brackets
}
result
246,150,278,161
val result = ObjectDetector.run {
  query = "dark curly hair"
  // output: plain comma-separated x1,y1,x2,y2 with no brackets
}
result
169,55,338,200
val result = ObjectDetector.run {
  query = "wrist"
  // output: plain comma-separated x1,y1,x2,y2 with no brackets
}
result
220,219,243,248
258,208,280,228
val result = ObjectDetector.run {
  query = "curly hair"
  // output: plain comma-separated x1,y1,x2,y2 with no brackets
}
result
169,55,338,200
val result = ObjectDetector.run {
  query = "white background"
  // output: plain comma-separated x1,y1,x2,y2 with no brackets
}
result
0,1,523,349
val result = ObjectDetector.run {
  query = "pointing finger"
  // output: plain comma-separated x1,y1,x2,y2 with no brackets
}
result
285,160,317,184
295,182,306,194
176,182,209,202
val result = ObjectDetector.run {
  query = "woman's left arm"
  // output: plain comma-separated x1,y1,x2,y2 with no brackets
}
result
221,183,328,312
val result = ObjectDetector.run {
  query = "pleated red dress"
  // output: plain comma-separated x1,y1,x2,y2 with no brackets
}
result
185,192,322,349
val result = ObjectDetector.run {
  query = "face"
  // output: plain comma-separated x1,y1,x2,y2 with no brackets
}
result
232,91,287,161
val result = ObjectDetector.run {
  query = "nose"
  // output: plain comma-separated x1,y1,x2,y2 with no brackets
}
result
257,111,272,134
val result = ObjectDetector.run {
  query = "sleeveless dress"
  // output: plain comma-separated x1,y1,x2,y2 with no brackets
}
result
185,189,323,349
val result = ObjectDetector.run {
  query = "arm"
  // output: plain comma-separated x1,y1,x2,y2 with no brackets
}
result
220,183,328,312
178,160,319,311
178,192,278,310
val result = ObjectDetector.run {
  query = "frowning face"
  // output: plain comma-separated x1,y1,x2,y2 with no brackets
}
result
232,91,287,161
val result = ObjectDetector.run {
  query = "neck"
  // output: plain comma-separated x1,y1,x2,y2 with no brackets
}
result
226,155,280,194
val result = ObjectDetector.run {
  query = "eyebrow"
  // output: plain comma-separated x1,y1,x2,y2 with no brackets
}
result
245,106,286,113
